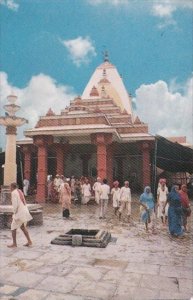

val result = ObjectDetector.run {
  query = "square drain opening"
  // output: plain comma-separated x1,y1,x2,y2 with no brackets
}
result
51,229,111,248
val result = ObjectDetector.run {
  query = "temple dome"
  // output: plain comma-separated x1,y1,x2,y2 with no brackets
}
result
82,60,133,118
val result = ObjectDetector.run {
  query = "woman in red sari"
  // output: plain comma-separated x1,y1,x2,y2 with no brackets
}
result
179,184,191,232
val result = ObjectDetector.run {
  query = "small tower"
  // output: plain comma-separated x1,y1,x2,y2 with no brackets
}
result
0,95,28,204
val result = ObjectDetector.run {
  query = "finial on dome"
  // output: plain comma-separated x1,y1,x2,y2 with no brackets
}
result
103,50,109,62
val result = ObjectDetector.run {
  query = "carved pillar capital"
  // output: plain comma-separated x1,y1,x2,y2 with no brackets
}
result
6,126,17,135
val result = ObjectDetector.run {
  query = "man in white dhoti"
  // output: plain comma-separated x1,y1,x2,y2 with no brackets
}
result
92,177,102,204
157,178,169,225
82,178,91,204
119,181,132,222
7,182,33,248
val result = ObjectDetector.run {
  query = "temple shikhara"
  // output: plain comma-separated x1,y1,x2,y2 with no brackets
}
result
18,55,155,202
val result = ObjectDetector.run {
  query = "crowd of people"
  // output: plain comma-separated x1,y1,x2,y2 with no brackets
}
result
46,175,191,236
6,176,192,247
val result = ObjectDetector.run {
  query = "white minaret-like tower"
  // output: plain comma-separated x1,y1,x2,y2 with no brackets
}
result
0,95,27,187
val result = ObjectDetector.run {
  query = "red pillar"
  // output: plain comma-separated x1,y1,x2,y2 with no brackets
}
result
91,133,112,181
34,136,53,203
97,143,107,180
142,142,151,187
22,145,31,181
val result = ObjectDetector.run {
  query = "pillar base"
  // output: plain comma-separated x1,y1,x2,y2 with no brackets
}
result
0,186,11,205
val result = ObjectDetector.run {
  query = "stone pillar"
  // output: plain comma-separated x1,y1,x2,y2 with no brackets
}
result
80,154,91,177
0,95,27,205
34,136,53,202
4,126,17,185
22,145,31,181
142,142,151,187
91,133,112,181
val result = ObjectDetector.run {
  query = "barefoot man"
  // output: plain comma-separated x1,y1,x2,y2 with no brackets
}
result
7,182,33,248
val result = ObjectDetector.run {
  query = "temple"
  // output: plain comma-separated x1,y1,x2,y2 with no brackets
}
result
17,57,154,202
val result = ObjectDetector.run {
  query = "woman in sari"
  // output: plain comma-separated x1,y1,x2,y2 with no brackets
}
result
179,184,191,232
59,179,71,218
140,186,155,232
163,185,183,237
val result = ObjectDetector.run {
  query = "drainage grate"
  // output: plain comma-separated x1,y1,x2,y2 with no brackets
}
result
51,229,111,248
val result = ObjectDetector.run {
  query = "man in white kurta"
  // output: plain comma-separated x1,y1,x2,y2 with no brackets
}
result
157,179,169,224
92,177,102,204
82,179,91,204
7,182,33,248
99,179,110,219
119,181,132,222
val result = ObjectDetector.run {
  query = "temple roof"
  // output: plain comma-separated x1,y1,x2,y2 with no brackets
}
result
23,58,151,144
82,60,133,117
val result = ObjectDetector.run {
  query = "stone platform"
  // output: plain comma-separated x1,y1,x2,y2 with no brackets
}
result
0,204,43,229
0,199,192,300
51,229,111,247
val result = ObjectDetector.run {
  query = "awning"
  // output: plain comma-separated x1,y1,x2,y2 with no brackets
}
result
155,135,193,173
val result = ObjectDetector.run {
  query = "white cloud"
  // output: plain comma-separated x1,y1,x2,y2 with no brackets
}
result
151,0,193,28
134,76,193,144
0,0,19,11
87,0,193,28
60,36,96,67
152,3,176,18
0,72,76,149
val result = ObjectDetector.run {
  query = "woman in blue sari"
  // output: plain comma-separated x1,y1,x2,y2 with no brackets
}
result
140,186,155,232
163,185,183,237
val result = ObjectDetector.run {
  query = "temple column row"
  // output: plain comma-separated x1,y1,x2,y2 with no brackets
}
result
21,134,151,203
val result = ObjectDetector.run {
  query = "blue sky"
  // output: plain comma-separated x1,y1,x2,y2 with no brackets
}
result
0,0,193,148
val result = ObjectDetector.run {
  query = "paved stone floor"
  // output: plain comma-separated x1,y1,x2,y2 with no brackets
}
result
0,198,192,300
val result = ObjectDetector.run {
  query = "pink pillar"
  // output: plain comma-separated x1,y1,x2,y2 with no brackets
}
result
97,142,107,180
56,145,64,175
142,142,151,188
91,133,112,181
34,136,53,202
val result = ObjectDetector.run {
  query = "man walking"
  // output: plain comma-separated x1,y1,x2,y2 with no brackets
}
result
7,182,33,248
99,179,110,219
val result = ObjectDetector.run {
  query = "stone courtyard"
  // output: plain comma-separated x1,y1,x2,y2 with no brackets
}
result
0,197,192,300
